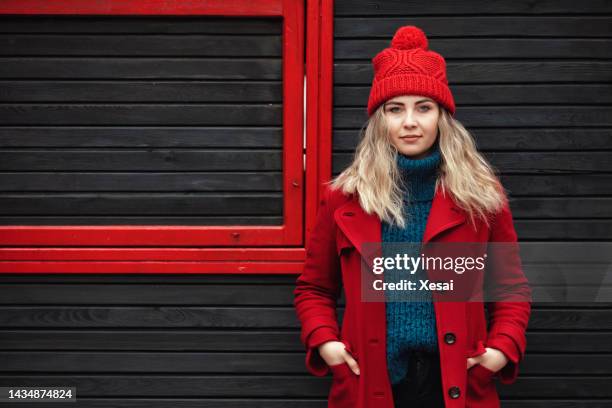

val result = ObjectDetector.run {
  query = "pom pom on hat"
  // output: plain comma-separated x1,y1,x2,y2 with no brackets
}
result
391,26,428,50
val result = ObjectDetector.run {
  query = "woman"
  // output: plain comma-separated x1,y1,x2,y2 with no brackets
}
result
294,26,531,408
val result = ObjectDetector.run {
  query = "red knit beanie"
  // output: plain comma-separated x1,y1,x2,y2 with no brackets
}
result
367,26,456,116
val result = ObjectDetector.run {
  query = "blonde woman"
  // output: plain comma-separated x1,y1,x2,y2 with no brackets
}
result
294,26,531,408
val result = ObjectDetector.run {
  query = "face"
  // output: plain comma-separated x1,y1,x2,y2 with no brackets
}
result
383,95,440,159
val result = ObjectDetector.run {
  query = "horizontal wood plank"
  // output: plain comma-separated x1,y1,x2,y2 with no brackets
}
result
0,307,609,329
0,58,282,79
0,150,282,171
508,197,612,218
334,62,612,84
0,330,609,352
0,104,282,125
515,220,612,240
0,16,282,34
334,0,612,15
0,173,283,192
336,38,612,59
0,127,283,148
0,35,281,56
0,352,609,374
0,81,282,102
0,375,611,397
506,175,611,195
0,194,283,215
334,16,612,37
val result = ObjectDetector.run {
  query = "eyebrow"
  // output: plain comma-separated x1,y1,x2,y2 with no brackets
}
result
385,98,434,106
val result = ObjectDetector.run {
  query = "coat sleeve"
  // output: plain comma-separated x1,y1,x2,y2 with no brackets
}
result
484,200,532,385
293,185,343,377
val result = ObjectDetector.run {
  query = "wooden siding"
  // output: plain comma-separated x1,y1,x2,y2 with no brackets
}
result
329,0,612,406
0,274,611,406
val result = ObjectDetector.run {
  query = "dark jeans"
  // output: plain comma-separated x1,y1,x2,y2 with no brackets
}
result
391,350,446,408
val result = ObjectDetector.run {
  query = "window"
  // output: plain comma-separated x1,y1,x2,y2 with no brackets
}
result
0,0,333,273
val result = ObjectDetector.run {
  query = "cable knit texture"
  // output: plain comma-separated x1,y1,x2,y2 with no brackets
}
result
383,143,441,385
368,26,455,116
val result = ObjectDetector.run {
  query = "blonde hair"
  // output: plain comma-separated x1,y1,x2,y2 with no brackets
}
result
328,105,507,229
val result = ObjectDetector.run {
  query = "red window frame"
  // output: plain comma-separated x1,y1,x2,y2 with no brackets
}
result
0,0,334,274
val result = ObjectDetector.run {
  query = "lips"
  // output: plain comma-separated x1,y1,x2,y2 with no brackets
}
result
400,135,421,141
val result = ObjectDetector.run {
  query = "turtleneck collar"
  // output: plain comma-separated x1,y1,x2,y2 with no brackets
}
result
396,143,441,202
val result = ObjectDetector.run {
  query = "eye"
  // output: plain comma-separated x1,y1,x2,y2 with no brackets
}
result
387,106,401,113
419,105,432,112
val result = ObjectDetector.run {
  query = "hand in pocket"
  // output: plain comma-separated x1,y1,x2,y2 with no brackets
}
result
466,347,508,373
318,340,360,375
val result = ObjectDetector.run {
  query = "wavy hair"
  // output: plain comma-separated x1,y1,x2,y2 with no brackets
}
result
328,105,507,229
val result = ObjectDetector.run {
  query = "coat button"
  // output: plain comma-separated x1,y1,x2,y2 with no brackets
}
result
448,386,461,399
444,332,456,345
368,338,379,345
343,211,354,216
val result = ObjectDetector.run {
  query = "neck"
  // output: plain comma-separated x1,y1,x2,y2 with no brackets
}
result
396,144,441,202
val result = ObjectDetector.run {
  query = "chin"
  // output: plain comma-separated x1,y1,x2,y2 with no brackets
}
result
399,148,426,157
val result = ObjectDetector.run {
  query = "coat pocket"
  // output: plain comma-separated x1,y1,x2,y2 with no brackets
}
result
328,362,358,408
471,363,496,381
336,231,355,256
466,363,498,406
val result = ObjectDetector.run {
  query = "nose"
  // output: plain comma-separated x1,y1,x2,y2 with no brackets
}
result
403,109,418,128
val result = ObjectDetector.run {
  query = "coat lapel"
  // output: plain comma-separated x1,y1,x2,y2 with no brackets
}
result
334,186,467,269
422,187,467,244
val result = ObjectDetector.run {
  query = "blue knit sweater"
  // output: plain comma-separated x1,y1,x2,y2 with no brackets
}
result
382,145,441,385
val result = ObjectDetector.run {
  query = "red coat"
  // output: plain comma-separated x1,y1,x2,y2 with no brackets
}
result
294,184,531,408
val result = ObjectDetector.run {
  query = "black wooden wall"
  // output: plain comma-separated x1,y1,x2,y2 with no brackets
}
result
331,0,612,406
1,1,612,407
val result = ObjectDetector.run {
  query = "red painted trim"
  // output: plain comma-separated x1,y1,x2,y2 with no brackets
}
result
0,262,303,274
305,0,320,238
304,0,333,238
0,0,282,15
0,0,305,249
0,225,292,246
319,0,334,189
0,248,305,261
281,0,305,244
